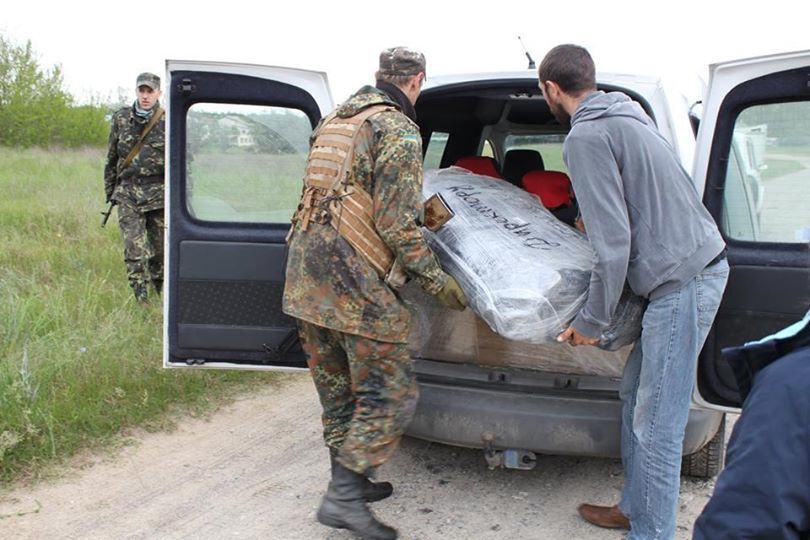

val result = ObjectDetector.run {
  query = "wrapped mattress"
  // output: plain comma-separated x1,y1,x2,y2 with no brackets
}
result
403,167,645,377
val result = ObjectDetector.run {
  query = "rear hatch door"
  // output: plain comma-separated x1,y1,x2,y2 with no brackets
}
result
693,50,810,409
163,61,331,370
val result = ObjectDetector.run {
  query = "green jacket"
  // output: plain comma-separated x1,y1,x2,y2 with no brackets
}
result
103,102,165,212
283,86,449,343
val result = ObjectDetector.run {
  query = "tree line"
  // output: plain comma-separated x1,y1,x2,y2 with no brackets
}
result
0,35,109,148
187,109,312,156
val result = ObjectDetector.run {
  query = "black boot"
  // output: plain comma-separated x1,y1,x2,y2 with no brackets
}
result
316,461,398,540
330,450,393,502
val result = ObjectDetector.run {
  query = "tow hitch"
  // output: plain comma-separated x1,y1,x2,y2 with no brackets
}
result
482,432,537,470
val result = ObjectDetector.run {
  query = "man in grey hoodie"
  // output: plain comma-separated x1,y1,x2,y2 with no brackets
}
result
539,44,729,539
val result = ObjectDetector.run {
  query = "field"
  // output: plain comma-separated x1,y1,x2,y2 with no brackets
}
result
0,147,279,484
186,152,305,222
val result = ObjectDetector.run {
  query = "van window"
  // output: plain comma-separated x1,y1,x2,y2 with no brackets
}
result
504,134,567,172
185,103,310,224
424,131,449,169
722,141,759,240
722,102,810,243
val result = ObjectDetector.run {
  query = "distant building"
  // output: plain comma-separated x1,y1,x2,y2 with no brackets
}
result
219,116,257,147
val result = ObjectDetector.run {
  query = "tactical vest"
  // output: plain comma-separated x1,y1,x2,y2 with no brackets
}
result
290,104,408,287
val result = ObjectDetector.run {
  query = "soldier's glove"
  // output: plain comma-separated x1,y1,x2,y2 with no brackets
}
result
435,276,468,311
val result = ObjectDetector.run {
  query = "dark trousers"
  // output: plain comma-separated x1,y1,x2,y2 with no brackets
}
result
694,340,810,539
117,202,164,290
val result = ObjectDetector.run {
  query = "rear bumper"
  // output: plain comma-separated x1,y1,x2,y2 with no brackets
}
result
407,379,723,458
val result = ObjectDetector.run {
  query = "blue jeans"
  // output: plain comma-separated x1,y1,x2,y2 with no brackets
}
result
618,259,729,539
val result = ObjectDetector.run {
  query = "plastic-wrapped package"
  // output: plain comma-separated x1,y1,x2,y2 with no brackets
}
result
410,167,644,350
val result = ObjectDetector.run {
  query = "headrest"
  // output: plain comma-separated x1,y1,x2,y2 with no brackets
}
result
454,156,502,179
522,171,573,209
502,149,544,185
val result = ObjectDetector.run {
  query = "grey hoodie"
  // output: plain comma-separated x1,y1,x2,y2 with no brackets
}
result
564,91,725,338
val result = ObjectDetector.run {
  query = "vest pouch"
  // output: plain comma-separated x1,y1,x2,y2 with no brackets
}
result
293,103,407,288
328,185,402,285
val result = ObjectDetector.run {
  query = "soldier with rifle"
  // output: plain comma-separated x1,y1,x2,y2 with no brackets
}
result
103,72,166,303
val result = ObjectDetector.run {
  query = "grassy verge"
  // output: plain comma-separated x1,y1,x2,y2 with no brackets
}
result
0,147,280,485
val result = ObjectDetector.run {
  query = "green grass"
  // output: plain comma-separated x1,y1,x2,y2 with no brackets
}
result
187,152,305,222
0,147,280,484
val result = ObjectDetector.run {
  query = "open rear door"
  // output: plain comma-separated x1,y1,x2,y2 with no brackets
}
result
693,50,810,409
163,61,332,370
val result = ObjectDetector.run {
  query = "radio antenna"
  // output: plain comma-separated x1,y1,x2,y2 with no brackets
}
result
518,36,536,69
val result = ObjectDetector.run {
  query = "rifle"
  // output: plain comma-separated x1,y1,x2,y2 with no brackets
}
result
101,201,116,227
101,106,165,228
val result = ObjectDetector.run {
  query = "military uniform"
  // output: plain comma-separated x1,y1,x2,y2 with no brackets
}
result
284,84,450,474
103,77,165,301
285,48,467,540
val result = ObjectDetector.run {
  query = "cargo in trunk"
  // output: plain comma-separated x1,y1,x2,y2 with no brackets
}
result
405,289,632,377
402,167,645,377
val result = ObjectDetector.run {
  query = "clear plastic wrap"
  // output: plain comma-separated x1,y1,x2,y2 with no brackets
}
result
415,167,644,351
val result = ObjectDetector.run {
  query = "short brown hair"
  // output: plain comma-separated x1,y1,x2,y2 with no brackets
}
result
374,72,418,87
538,44,596,95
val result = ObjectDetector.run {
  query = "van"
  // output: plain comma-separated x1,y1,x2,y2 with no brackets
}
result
163,51,810,478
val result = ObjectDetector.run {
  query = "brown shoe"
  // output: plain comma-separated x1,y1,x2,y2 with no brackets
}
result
577,503,630,529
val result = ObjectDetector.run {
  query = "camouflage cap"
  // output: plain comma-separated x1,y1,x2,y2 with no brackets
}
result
378,47,426,77
136,72,161,90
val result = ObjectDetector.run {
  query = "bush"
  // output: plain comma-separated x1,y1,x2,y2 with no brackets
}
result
0,34,108,148
57,103,110,147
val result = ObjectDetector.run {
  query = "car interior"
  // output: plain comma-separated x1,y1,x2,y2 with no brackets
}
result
416,80,655,228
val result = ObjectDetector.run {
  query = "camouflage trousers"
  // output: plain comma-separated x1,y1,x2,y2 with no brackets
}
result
116,201,164,294
297,320,419,475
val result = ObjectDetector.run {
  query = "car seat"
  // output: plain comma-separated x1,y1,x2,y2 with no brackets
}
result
522,170,578,227
502,149,544,185
454,156,503,179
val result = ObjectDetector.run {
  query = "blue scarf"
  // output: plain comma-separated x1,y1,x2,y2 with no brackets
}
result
134,100,157,119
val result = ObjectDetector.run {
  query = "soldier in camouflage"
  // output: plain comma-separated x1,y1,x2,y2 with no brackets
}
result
104,72,166,302
283,47,468,540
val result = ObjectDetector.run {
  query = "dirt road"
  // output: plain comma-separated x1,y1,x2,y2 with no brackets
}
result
1,373,722,539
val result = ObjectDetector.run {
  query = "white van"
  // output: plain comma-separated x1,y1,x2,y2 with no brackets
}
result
163,50,810,478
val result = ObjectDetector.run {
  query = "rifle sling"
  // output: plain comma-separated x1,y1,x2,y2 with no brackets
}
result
119,107,165,173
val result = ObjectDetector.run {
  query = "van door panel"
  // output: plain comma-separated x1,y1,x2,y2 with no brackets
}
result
694,52,810,409
164,61,331,370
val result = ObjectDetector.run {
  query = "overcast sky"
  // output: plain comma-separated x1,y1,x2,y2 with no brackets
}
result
2,0,807,106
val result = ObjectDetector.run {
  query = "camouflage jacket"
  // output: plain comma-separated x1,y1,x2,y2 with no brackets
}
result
283,86,449,343
103,102,165,212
